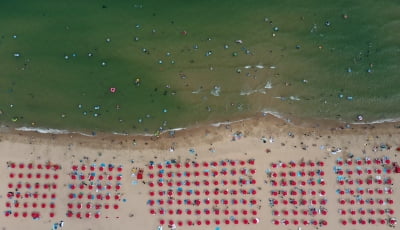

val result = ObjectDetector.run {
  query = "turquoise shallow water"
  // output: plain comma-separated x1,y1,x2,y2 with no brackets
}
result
0,0,399,134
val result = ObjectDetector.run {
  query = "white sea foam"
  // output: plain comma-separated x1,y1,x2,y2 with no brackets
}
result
15,127,93,136
289,96,301,101
240,89,267,96
161,127,186,133
211,118,252,127
260,109,288,121
351,117,400,125
112,132,129,136
16,127,70,134
274,96,300,101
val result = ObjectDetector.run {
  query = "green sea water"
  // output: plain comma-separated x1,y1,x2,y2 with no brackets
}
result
0,0,399,134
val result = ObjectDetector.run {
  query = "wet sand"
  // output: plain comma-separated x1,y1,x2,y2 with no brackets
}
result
0,114,399,230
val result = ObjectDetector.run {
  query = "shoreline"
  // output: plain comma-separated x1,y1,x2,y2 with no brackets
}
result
1,112,400,153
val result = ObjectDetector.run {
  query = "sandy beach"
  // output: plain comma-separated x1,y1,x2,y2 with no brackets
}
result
0,114,399,230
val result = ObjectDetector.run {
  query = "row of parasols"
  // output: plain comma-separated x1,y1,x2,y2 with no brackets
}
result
270,160,325,168
268,198,327,206
147,198,258,206
71,164,123,172
67,202,117,210
337,198,394,205
5,201,56,209
272,208,328,216
270,198,328,206
336,177,392,185
66,211,102,218
158,218,259,226
7,192,56,199
336,156,391,166
68,193,121,200
68,183,122,190
336,187,394,195
270,178,325,186
4,211,47,218
8,182,57,190
338,208,395,215
340,218,397,226
68,203,119,210
269,170,325,177
148,159,256,170
70,173,122,181
148,178,256,187
150,208,258,216
9,172,59,180
272,219,327,226
334,166,394,175
148,168,256,178
149,188,257,196
271,189,326,196
8,162,61,171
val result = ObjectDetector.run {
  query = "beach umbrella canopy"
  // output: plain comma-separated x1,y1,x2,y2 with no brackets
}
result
66,211,73,217
311,200,317,205
342,220,347,225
